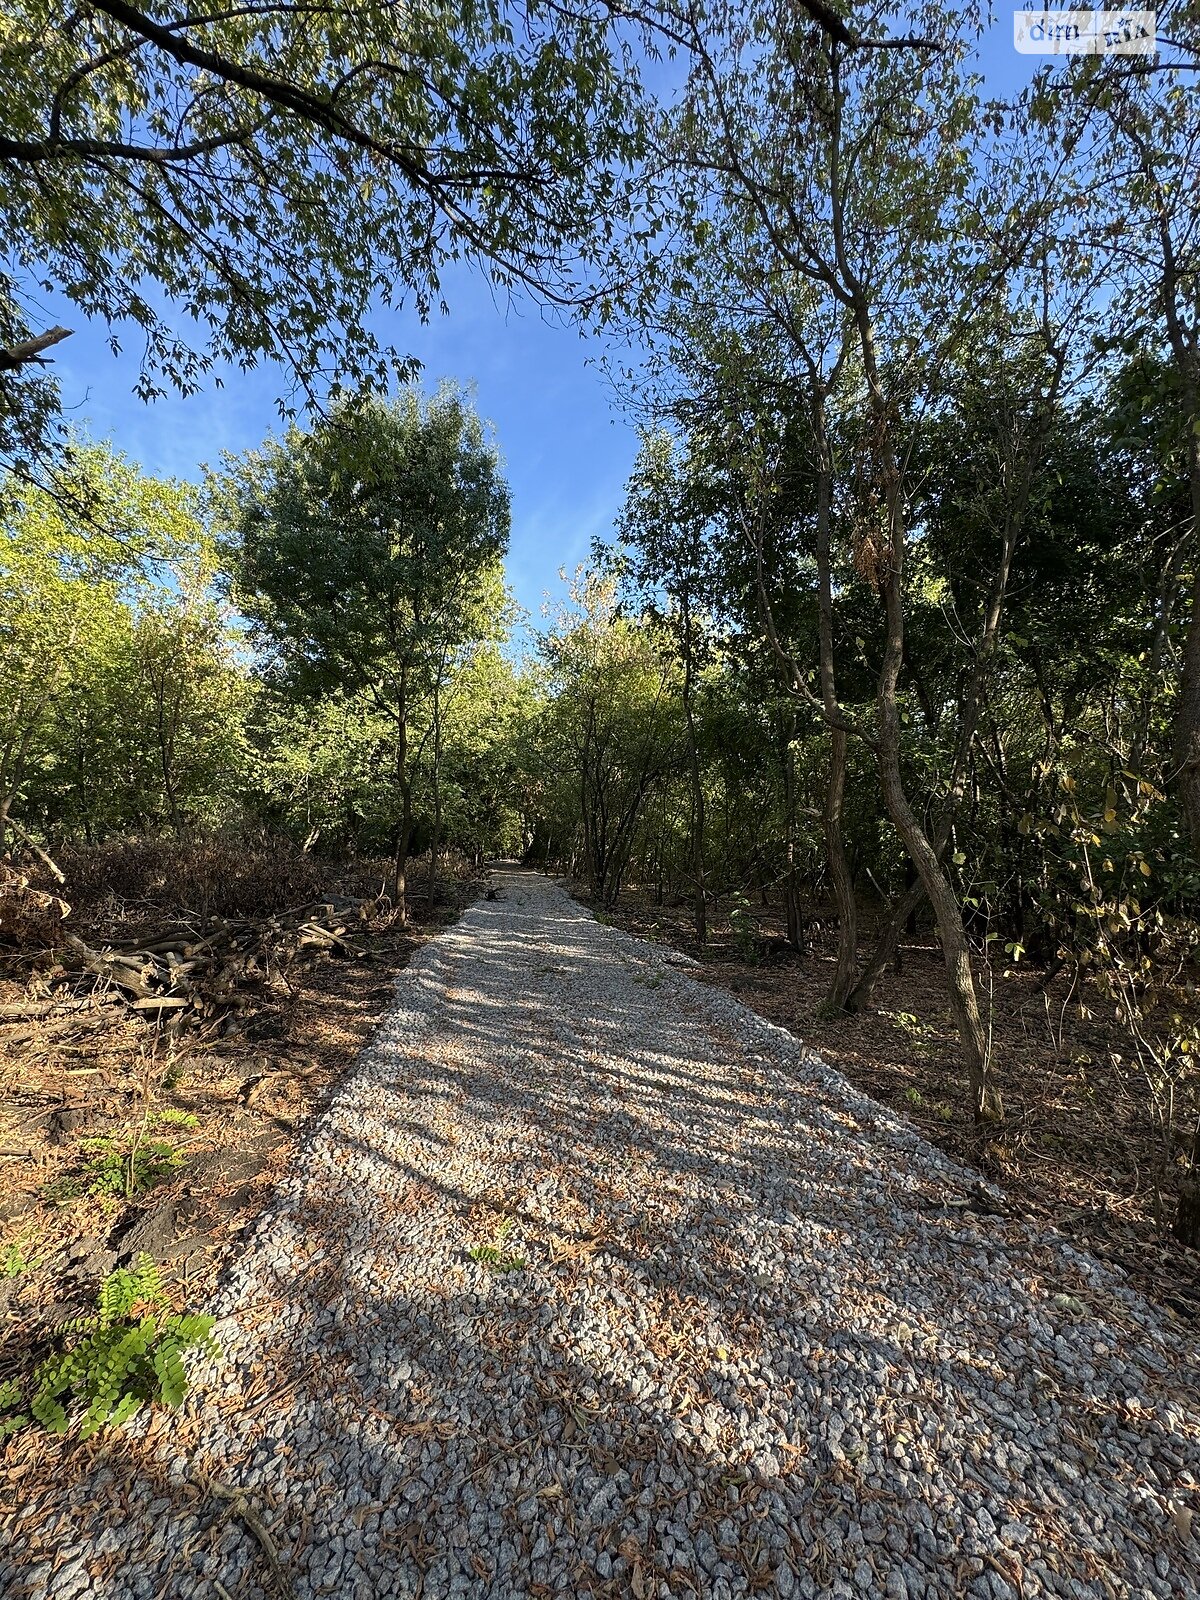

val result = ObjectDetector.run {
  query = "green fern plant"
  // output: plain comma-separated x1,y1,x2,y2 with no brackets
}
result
1,1253,219,1439
467,1216,526,1273
0,1379,29,1439
2,1239,40,1278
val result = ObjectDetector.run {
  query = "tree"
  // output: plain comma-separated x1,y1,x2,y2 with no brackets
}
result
223,387,510,923
0,0,649,469
616,430,717,940
620,0,1083,1119
1070,16,1200,850
128,590,248,833
541,567,680,906
0,443,208,844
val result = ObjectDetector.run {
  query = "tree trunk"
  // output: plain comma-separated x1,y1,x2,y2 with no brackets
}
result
782,732,803,954
1175,1174,1200,1248
854,299,1002,1122
824,727,858,1008
392,693,411,926
682,596,708,944
428,681,442,910
846,875,923,1012
811,391,857,1009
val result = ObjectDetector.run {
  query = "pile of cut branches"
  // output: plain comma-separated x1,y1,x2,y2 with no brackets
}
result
6,896,378,1042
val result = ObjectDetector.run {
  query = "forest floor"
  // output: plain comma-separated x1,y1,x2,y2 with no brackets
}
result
2,868,1195,1600
0,846,482,1409
586,882,1200,1332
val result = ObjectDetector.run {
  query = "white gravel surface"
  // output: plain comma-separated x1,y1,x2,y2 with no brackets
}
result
3,868,1198,1599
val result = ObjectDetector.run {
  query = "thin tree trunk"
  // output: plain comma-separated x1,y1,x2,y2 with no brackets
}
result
854,301,1001,1122
392,684,411,926
824,727,857,1006
811,408,857,1007
846,876,923,1012
682,596,707,944
783,728,804,953
428,679,442,909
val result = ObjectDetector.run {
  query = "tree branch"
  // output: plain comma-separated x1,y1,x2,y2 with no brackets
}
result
0,326,73,371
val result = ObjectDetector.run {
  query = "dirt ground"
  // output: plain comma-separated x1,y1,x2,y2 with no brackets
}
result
0,853,482,1408
583,881,1200,1333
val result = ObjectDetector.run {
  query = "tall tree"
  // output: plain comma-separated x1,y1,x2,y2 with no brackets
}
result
621,0,1077,1118
616,430,716,941
1074,13,1200,849
541,567,680,906
223,387,510,923
0,443,207,844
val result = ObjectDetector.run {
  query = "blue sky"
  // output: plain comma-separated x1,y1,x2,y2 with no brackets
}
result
42,17,1047,635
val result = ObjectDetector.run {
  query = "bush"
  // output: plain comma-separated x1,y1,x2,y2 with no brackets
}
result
44,1135,186,1204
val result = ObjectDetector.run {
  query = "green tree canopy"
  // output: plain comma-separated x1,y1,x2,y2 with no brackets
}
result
222,386,511,919
0,0,650,466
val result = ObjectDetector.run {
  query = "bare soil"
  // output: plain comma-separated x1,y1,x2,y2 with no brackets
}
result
583,881,1200,1332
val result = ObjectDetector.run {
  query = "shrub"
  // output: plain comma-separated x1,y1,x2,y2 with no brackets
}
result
48,835,329,918
728,892,759,962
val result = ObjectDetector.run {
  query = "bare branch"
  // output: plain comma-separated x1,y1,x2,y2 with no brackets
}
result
0,326,73,371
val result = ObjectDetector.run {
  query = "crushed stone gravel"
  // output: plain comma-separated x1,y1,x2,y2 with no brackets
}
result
2,867,1197,1599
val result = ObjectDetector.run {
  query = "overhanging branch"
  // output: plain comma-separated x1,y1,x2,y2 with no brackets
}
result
0,326,73,371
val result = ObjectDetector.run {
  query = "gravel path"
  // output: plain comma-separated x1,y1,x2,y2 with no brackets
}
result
4,869,1198,1600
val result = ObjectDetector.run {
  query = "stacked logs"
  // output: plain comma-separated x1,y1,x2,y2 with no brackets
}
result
11,896,376,1039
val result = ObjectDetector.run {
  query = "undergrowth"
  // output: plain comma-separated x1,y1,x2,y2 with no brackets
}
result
467,1216,526,1273
44,1134,186,1203
0,1253,219,1439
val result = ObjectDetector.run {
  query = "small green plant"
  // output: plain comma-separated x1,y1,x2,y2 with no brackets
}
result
2,1239,39,1278
467,1216,526,1274
903,1087,924,1107
632,970,664,990
152,1108,198,1130
0,1379,28,1439
0,1254,219,1439
44,1135,186,1204
884,1009,939,1058
728,893,759,962
933,1102,954,1124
